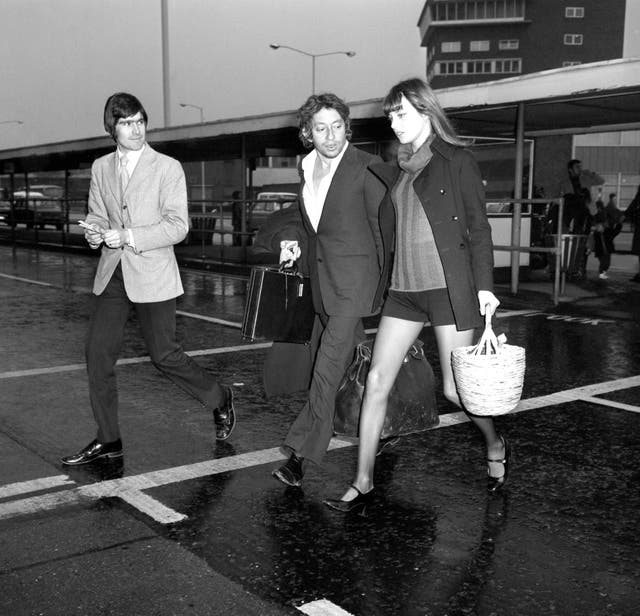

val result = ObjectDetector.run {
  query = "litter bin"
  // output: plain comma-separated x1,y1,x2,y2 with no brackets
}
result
545,233,588,275
190,212,217,244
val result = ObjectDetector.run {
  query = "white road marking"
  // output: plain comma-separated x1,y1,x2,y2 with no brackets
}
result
0,311,533,380
298,599,355,615
1,376,639,525
0,273,55,287
118,489,187,524
0,475,74,499
0,342,274,380
579,395,640,414
176,310,242,328
0,439,353,524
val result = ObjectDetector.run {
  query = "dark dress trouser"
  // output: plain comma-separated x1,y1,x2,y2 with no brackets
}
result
283,313,365,465
86,264,224,443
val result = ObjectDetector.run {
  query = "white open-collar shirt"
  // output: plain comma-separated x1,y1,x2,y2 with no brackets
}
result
301,141,348,231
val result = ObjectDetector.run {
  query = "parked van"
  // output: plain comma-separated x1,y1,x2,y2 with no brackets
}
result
249,191,298,231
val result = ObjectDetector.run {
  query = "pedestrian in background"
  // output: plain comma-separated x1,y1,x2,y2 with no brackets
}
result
324,78,504,516
62,92,236,466
591,196,611,279
231,190,244,246
604,193,623,253
625,183,640,282
271,93,385,488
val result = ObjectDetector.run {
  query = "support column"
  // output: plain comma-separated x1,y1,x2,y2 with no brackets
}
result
510,102,525,295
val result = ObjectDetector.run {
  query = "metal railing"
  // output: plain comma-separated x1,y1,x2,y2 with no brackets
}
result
0,196,296,262
490,197,571,305
1,194,586,304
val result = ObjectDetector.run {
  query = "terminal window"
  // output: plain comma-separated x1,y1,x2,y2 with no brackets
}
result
441,41,462,53
564,33,584,45
499,39,519,50
565,7,585,18
470,40,490,52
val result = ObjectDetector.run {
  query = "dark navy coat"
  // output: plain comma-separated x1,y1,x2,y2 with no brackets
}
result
369,136,494,331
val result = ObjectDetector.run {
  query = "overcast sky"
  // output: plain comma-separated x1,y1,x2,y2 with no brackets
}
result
0,0,425,150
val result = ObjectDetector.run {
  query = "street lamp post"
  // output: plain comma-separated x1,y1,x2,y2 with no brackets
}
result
269,44,356,94
179,102,206,208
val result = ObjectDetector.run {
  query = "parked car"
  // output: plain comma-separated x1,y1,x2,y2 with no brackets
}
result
4,184,66,230
0,187,10,226
249,191,298,232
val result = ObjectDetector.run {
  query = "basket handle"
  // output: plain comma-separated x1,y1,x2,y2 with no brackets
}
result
469,307,500,356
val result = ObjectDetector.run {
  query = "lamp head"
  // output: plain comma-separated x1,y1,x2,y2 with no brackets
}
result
269,44,280,50
346,51,356,57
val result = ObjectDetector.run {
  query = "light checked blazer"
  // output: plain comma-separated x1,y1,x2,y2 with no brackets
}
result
85,145,189,303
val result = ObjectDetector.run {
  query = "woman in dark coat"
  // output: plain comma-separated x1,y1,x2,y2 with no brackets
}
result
324,78,507,514
625,184,640,282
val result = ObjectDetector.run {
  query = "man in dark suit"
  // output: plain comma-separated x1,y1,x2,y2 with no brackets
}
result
61,92,236,466
272,93,385,487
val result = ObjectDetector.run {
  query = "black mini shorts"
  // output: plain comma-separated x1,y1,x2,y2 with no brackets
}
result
381,288,456,326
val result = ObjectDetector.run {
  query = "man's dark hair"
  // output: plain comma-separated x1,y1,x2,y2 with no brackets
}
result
567,158,581,171
297,93,351,149
103,92,148,140
609,193,616,199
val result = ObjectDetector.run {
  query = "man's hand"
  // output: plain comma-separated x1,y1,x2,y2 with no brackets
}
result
279,240,301,268
103,229,128,249
80,222,105,249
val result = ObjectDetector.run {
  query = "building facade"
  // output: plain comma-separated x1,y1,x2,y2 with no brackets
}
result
419,0,627,87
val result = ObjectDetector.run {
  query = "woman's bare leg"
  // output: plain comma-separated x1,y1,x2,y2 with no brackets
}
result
434,324,506,478
340,316,424,501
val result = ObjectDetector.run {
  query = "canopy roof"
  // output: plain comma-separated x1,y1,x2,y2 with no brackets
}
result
2,58,639,173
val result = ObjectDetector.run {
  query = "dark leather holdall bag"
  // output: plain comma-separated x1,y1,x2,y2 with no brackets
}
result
334,338,439,439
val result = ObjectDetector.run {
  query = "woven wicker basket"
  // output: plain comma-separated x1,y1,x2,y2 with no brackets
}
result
451,312,525,416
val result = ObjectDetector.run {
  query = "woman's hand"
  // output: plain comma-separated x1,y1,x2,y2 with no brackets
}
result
478,290,500,317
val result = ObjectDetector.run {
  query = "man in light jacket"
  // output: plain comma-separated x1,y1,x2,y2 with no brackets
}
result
62,92,235,466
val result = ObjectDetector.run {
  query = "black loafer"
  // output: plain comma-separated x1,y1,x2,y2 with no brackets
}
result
324,485,374,516
487,436,512,493
213,386,236,441
272,453,304,487
61,438,123,466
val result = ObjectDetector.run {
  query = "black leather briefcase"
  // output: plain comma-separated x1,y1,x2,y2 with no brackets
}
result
242,266,315,343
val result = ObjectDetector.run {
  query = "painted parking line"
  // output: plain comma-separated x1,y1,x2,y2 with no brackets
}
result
0,439,353,524
1,376,639,526
579,395,640,414
0,475,74,499
298,599,354,615
0,273,55,287
0,309,538,381
0,342,274,380
176,309,242,328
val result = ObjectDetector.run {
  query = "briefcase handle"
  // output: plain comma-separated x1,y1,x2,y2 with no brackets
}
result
279,262,299,276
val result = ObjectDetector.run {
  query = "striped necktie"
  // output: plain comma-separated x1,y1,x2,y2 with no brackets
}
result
118,153,130,197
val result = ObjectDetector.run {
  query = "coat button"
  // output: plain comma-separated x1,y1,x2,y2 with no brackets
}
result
440,188,446,194
459,243,465,249
452,215,458,221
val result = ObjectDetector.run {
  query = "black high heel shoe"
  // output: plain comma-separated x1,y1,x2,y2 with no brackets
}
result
324,485,374,515
487,436,512,493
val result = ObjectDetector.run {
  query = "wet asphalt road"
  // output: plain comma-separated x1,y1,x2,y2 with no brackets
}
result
1,245,639,616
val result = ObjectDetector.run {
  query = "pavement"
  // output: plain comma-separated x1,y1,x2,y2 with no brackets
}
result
1,244,640,616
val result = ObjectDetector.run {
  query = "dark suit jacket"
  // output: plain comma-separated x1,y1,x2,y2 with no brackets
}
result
369,136,494,331
298,143,385,318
